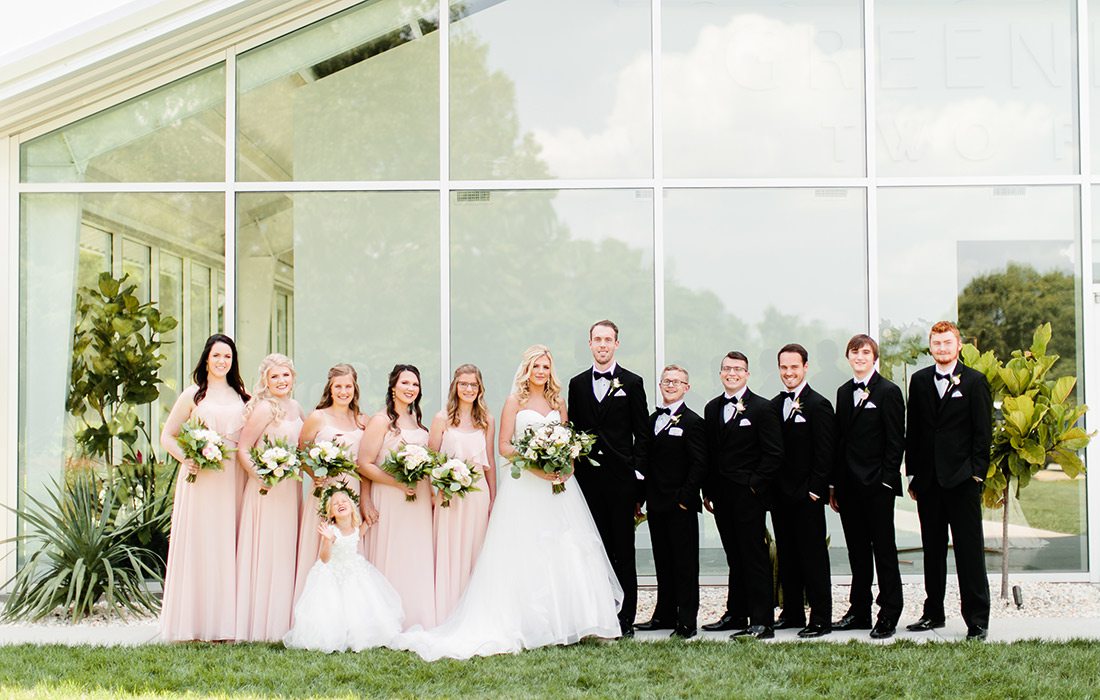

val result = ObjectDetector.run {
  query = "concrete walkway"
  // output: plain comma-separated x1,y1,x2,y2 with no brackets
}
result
1,617,1098,647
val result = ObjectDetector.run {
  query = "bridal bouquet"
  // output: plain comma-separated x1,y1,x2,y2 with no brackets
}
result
177,417,234,483
430,456,483,508
509,421,597,494
300,439,360,497
249,436,303,495
380,443,436,502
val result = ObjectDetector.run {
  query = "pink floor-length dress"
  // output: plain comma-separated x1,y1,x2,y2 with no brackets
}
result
293,422,364,605
368,426,436,630
159,395,245,642
433,427,492,622
235,414,303,642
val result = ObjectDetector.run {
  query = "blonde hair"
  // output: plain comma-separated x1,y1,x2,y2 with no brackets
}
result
512,345,563,410
245,353,296,421
662,364,690,382
447,364,490,430
326,488,362,528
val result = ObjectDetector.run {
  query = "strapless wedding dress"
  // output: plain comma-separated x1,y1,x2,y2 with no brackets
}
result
391,409,623,660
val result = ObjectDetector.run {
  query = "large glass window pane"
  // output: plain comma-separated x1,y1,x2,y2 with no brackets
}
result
876,0,1077,177
20,193,224,506
663,0,865,178
878,186,1086,573
450,0,652,180
236,192,440,416
664,187,867,575
237,0,440,181
20,65,226,183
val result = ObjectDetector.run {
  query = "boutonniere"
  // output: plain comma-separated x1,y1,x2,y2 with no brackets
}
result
857,388,870,404
789,398,803,416
734,400,747,415
669,413,681,425
610,378,623,393
950,374,961,386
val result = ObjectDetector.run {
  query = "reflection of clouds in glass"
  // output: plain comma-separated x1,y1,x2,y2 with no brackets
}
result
878,187,1077,326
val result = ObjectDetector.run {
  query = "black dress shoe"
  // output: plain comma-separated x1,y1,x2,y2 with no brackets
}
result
702,613,747,632
731,625,774,640
966,626,988,641
905,616,946,632
634,618,674,632
797,623,831,638
869,620,896,639
775,616,807,630
833,612,873,631
670,625,698,640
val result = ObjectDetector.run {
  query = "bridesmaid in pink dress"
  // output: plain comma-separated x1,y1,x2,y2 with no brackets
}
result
357,363,436,629
294,363,375,604
159,334,250,641
429,364,496,623
235,353,305,642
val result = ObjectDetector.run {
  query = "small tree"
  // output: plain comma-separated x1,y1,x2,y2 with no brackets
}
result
961,323,1093,599
66,272,178,470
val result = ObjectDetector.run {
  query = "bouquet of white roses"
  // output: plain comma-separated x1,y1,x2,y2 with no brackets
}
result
509,421,597,494
177,417,234,483
430,456,483,508
249,435,303,495
300,439,360,498
379,443,436,502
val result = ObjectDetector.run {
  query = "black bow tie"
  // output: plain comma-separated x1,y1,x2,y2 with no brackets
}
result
656,407,672,415
853,381,866,391
724,395,740,406
593,370,613,381
935,372,952,382
782,391,796,400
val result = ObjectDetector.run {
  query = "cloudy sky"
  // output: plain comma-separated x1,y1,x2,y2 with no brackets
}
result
1,0,132,62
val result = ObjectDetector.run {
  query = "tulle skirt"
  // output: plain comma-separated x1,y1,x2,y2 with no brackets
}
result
391,469,622,661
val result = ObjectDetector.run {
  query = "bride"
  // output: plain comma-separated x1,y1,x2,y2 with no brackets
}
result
393,344,623,661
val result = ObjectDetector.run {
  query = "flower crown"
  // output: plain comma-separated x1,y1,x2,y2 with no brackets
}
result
318,482,360,519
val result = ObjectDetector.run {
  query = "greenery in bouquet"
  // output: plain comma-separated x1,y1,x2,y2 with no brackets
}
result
249,436,302,495
509,421,597,494
430,456,483,507
301,439,360,497
317,482,361,520
380,443,436,501
176,417,233,483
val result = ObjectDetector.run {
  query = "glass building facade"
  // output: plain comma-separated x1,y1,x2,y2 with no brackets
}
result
7,0,1098,579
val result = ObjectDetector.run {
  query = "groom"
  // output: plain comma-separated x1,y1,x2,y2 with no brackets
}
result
569,320,649,637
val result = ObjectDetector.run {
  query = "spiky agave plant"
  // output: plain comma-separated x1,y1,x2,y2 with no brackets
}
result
2,470,168,622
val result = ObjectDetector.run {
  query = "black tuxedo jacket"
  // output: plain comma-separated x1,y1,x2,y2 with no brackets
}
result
702,388,783,496
567,365,649,484
833,372,905,494
769,385,835,500
905,363,993,492
637,404,707,512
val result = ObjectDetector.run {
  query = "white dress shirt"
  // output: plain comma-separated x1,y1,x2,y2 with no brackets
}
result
592,362,618,402
654,399,684,435
934,361,958,398
722,388,748,424
853,371,875,406
782,381,807,420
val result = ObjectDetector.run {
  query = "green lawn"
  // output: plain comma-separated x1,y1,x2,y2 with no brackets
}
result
2,640,1100,698
1012,478,1086,535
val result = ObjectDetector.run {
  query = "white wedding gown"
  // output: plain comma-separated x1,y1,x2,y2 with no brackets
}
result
392,408,623,661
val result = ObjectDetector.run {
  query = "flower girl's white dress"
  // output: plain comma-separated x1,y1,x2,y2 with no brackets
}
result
392,408,623,661
283,525,404,653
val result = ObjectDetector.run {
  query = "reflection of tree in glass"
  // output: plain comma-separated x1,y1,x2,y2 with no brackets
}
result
878,320,929,394
958,264,1076,381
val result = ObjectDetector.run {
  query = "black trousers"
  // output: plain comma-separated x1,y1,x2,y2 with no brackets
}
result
712,483,773,627
577,472,638,628
772,494,831,626
915,477,990,628
648,507,700,630
836,480,903,623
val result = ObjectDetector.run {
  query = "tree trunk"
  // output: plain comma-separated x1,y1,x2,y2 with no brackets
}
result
1000,483,1011,599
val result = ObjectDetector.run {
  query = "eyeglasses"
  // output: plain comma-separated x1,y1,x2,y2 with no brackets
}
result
720,366,749,375
456,382,480,390
660,379,686,387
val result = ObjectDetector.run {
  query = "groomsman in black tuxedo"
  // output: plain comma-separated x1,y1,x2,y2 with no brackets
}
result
769,344,834,638
701,351,783,640
635,365,707,639
568,320,649,637
831,334,905,639
905,321,993,641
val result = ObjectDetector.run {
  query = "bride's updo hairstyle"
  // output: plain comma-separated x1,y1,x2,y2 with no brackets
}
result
245,353,296,421
512,344,563,410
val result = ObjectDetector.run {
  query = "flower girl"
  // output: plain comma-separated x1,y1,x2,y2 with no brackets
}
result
284,486,404,652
